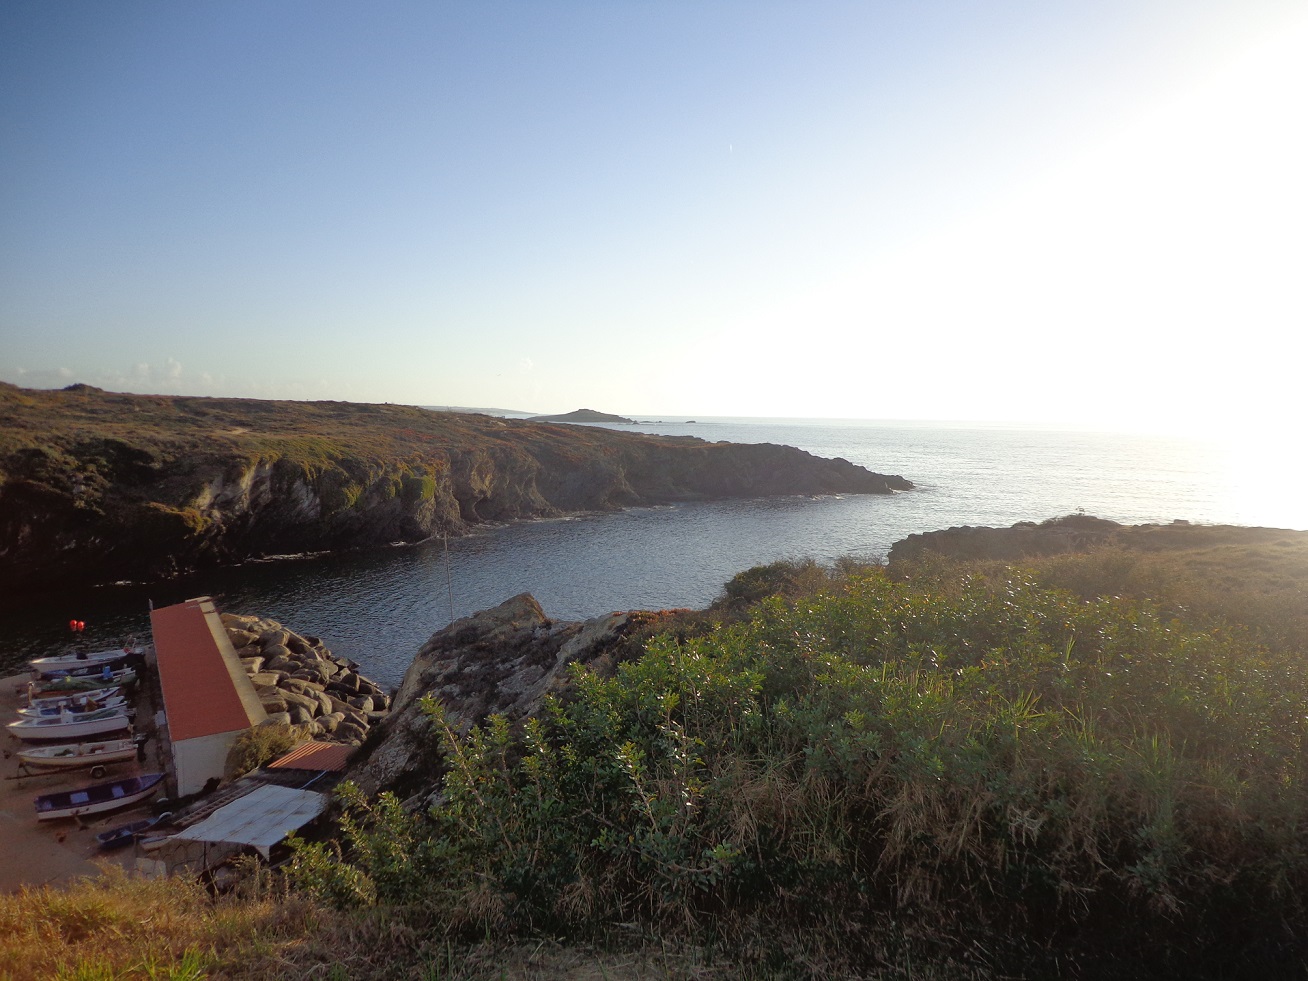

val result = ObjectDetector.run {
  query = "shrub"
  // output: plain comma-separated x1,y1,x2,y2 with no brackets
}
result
283,565,1308,975
223,722,307,779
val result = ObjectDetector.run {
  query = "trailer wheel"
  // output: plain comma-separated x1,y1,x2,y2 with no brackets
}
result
90,765,106,779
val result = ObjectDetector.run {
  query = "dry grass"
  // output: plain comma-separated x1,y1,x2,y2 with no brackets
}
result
0,864,318,980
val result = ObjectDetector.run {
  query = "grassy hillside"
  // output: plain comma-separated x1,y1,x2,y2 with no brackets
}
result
7,529,1308,979
0,383,908,592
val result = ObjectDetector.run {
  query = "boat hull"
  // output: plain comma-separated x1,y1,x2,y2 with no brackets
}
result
30,647,142,675
30,670,136,697
18,695,128,718
34,772,165,821
17,738,138,771
28,684,124,706
6,710,132,742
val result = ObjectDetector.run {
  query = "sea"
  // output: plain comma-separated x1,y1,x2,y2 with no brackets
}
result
3,418,1303,688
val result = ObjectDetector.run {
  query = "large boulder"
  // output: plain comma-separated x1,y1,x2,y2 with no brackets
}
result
224,614,393,749
349,593,635,800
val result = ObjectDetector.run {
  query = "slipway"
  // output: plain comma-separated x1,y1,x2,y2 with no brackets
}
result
168,784,328,859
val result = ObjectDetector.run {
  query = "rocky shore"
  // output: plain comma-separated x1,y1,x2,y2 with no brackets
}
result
349,593,675,801
219,613,391,746
0,383,912,591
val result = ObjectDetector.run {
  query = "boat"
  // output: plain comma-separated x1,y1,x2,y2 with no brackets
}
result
16,737,139,775
95,811,172,851
6,706,132,742
34,772,165,821
29,646,142,676
27,683,125,706
32,656,134,682
17,693,128,718
29,669,137,697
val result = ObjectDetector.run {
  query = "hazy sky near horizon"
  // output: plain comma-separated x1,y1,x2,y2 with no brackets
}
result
2,1,1304,433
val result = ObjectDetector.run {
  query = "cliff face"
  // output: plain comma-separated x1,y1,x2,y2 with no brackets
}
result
0,384,911,591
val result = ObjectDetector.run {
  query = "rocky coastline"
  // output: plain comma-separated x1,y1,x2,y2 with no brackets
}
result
349,593,660,801
0,383,912,592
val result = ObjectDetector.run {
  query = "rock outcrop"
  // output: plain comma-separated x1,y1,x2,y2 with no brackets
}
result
887,514,1308,567
0,383,912,591
349,593,665,802
219,613,391,746
888,514,1124,565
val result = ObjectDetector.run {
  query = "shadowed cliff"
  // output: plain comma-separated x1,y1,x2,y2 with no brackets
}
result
0,383,911,591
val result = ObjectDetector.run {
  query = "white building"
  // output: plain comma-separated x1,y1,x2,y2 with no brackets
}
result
150,597,267,796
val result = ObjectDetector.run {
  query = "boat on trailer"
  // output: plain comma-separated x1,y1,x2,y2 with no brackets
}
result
15,737,139,775
6,706,132,742
34,772,165,821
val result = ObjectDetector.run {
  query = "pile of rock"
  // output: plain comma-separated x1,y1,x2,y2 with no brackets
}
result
219,613,392,746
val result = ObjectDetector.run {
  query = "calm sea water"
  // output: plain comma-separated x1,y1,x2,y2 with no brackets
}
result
2,419,1301,687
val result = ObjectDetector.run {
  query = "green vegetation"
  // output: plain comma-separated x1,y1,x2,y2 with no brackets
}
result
224,723,308,781
9,542,1308,978
0,866,312,980
281,562,1308,977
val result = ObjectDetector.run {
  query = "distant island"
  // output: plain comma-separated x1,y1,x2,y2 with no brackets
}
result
526,408,636,424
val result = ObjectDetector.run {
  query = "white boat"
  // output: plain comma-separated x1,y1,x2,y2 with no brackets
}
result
16,737,138,774
29,669,136,697
6,706,132,742
27,683,125,706
29,647,142,676
34,772,164,821
17,694,128,718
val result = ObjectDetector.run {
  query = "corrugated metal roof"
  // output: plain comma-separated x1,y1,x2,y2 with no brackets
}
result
267,741,354,772
171,784,327,858
151,597,266,741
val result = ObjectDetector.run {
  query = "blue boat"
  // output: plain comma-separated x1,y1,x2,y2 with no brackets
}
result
33,772,165,821
95,811,173,851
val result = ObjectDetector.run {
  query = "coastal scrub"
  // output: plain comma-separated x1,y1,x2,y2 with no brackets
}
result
289,565,1308,977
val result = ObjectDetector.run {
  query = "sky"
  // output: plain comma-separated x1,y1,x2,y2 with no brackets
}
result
1,1,1305,433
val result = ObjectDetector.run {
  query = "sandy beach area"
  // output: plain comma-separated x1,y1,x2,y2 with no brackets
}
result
0,672,162,894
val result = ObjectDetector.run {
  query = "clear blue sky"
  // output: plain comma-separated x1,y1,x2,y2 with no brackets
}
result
2,1,1304,432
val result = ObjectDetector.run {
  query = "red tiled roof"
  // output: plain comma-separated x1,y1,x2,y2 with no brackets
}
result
151,597,265,741
267,741,354,772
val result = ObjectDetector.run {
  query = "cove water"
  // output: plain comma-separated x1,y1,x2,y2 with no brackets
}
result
2,418,1302,688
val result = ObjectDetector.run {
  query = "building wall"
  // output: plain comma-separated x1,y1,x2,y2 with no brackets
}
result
173,730,240,796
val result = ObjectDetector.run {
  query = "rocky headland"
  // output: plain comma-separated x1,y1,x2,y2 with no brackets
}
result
887,513,1308,565
0,383,911,592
